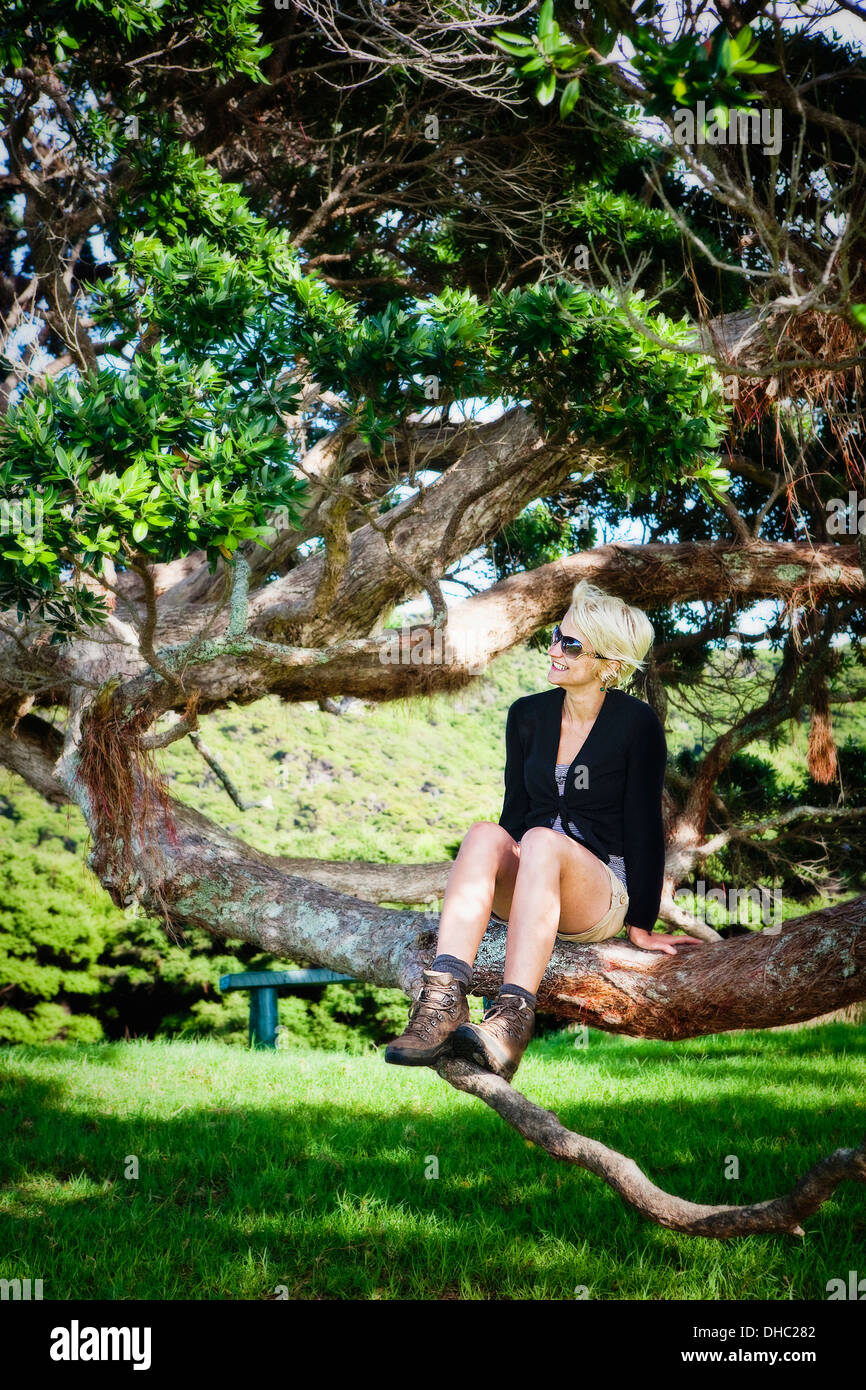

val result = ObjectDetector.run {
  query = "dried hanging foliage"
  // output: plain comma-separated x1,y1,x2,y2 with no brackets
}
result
714,308,865,484
73,680,193,901
806,671,838,784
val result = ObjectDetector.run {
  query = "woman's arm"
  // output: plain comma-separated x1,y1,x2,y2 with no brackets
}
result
498,701,530,843
622,709,705,955
622,709,667,939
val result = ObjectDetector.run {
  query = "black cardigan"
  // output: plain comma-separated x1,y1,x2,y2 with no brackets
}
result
498,685,667,932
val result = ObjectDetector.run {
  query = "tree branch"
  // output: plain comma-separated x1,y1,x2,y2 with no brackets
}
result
697,804,866,858
435,1057,866,1239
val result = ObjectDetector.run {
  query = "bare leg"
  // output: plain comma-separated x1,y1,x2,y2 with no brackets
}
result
501,827,613,996
435,821,520,964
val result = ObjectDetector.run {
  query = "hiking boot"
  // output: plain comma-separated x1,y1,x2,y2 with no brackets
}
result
384,969,470,1066
452,993,535,1082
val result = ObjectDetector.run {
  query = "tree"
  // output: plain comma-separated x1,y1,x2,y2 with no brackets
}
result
1,0,865,1238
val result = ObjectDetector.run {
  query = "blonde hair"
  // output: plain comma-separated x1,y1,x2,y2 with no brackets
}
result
566,580,655,689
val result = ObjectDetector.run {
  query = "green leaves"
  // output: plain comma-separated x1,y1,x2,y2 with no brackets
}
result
632,23,778,119
0,0,272,83
560,78,581,118
1,235,729,622
692,461,733,505
537,0,556,43
500,6,778,128
493,31,538,59
536,68,557,106
0,60,730,635
0,335,307,612
727,22,777,75
492,0,585,116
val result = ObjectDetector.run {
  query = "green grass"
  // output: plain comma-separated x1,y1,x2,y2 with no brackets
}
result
2,1027,864,1300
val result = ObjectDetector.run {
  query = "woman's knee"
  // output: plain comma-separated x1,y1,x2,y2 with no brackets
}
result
463,819,509,845
460,821,516,866
518,825,562,858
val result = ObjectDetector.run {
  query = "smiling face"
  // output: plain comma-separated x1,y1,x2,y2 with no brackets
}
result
547,613,617,691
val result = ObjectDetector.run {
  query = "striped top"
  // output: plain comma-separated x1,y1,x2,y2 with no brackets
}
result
551,763,628,892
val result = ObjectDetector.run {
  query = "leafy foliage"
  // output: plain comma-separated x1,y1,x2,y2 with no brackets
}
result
493,4,778,130
632,24,778,119
491,500,589,583
493,0,590,116
0,0,272,80
1,117,730,624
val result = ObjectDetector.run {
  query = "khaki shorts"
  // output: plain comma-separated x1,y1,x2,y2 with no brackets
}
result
555,860,629,944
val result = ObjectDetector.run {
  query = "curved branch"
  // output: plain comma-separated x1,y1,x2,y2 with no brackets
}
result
187,730,272,812
436,1056,866,1239
145,539,866,714
0,713,65,802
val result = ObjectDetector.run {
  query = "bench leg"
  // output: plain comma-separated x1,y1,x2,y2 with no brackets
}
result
249,987,279,1049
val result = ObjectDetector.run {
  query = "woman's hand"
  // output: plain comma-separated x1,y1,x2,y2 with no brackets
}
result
627,925,705,955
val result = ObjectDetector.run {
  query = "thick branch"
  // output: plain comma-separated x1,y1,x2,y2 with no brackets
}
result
0,714,65,802
25,763,863,1038
4,540,861,717
166,540,866,709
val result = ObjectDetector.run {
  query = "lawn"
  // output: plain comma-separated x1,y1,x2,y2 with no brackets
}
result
1,1026,864,1300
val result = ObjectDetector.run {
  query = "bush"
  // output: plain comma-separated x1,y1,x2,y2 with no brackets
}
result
0,784,409,1050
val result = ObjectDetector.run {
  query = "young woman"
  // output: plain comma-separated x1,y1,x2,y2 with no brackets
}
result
384,579,705,1082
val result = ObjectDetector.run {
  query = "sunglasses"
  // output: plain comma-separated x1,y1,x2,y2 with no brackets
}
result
551,624,608,661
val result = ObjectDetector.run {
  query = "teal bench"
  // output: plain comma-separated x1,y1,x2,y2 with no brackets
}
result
219,968,357,1049
220,967,493,1050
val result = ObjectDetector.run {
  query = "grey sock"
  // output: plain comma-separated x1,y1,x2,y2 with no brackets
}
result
431,953,471,988
500,982,536,1008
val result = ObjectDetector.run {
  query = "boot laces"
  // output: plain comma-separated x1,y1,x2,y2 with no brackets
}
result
408,981,460,1036
483,997,527,1040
